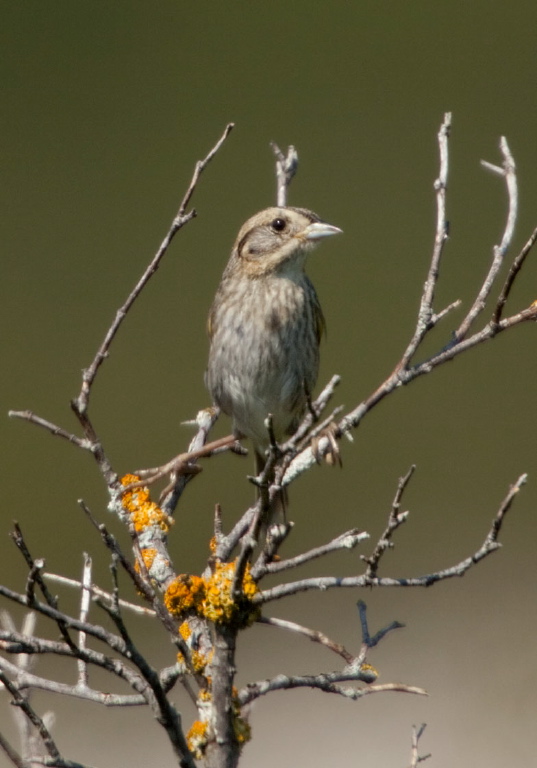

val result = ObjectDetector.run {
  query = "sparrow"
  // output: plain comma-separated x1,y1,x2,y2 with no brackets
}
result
206,206,342,475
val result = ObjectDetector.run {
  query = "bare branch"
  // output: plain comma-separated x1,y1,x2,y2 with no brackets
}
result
485,473,527,544
132,433,240,495
256,474,526,603
0,654,146,706
7,411,88,449
271,142,298,206
257,616,355,665
430,298,462,326
74,123,233,417
282,374,341,452
362,466,415,580
0,732,25,768
3,120,535,768
42,572,155,618
161,407,221,515
397,112,452,371
254,529,368,579
0,646,151,708
238,672,426,706
492,224,537,325
278,121,537,482
408,723,431,768
0,669,61,763
455,136,518,341
76,555,92,687
11,524,77,653
0,584,135,661
356,600,404,648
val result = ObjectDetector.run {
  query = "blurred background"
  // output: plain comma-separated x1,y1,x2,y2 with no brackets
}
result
2,2,537,766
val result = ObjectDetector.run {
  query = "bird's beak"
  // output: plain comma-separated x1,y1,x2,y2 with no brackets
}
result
302,221,343,241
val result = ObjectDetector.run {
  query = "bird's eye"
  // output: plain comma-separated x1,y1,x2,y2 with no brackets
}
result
271,218,287,232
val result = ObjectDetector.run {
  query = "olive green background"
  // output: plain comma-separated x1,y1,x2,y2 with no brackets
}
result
2,3,537,766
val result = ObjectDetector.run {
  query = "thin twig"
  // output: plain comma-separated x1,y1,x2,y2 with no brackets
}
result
396,112,451,372
0,732,25,768
74,123,234,416
492,225,537,325
455,136,518,341
77,554,92,687
257,616,355,664
42,573,155,617
254,529,368,579
0,654,147,706
132,433,240,493
279,120,536,482
256,474,526,603
11,524,77,652
238,674,426,706
357,600,405,648
362,466,415,581
281,374,341,451
0,634,152,704
408,723,431,768
7,411,88,448
161,407,221,515
0,670,61,762
271,143,298,207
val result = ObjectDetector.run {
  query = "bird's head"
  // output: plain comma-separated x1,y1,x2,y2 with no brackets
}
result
230,207,342,277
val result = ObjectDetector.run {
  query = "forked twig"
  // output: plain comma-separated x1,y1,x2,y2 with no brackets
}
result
455,135,518,341
271,142,298,207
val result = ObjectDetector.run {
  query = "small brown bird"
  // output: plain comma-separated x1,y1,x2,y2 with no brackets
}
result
206,206,342,474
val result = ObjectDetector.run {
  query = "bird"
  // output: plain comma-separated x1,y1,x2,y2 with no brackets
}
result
206,206,342,480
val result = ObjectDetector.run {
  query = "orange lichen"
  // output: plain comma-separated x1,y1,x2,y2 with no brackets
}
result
164,574,205,616
120,474,173,534
164,560,259,626
139,547,157,569
178,620,192,641
187,720,208,759
186,686,250,757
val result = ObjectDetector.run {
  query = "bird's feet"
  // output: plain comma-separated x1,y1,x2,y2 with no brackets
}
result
311,421,342,467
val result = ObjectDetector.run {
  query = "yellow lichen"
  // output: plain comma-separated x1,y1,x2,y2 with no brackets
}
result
360,662,378,681
200,561,259,626
191,649,213,673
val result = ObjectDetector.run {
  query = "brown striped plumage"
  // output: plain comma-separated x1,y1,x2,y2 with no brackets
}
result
206,206,341,467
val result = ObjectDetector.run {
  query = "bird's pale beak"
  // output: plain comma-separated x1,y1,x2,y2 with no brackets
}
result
302,221,343,241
